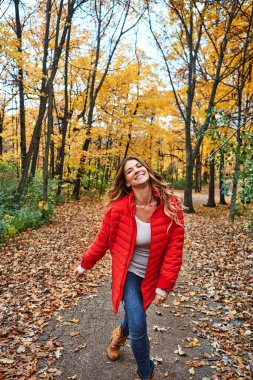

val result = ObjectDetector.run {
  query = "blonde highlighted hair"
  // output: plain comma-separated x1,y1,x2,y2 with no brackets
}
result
107,156,182,226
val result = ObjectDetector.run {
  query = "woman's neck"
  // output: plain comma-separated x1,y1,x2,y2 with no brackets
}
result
133,185,154,206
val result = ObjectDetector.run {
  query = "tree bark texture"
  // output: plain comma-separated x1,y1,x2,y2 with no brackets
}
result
57,25,72,196
219,151,227,205
0,105,4,157
14,0,26,170
195,153,201,192
206,155,216,207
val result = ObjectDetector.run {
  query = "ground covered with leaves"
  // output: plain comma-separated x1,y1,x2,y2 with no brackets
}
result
0,196,252,379
177,205,252,379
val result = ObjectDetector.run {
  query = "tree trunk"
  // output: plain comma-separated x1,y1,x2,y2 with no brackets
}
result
17,97,48,194
230,123,242,222
0,106,4,157
183,7,195,211
206,154,216,207
124,133,131,159
219,151,227,205
50,139,55,179
14,0,26,170
57,25,71,196
43,82,53,203
72,135,91,199
229,150,240,222
0,126,3,157
184,158,195,212
17,0,52,194
195,152,201,192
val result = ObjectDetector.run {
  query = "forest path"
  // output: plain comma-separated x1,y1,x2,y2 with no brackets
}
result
37,274,215,380
1,190,251,379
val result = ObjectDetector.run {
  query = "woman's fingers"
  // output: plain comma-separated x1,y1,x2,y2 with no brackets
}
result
154,294,167,306
74,268,84,280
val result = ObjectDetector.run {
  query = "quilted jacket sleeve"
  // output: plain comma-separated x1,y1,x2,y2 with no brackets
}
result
80,205,112,270
156,203,184,292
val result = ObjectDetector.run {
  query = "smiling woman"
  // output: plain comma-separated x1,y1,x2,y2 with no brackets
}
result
74,156,184,380
125,160,150,185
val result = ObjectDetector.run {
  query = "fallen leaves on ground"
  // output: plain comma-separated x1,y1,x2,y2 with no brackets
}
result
0,196,252,379
0,197,111,379
178,205,253,379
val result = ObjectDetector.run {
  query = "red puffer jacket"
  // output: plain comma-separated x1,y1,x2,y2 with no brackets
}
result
80,191,184,314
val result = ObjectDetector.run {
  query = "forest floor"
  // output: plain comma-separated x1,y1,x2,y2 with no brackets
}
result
0,189,252,380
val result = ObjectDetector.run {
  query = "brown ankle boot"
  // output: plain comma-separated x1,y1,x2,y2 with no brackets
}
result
107,325,127,361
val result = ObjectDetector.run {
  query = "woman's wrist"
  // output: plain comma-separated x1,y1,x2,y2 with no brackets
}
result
77,264,86,274
155,288,167,297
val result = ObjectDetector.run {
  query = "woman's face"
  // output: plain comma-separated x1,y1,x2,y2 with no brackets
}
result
124,159,150,188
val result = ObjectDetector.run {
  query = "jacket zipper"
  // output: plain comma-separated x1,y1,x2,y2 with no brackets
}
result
116,206,137,311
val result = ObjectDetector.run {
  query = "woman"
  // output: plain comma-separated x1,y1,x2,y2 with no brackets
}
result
74,157,184,380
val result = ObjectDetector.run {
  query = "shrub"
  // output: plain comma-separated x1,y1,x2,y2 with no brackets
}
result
170,178,186,190
0,163,57,243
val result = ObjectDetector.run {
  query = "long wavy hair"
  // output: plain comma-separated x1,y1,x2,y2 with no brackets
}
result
107,156,182,225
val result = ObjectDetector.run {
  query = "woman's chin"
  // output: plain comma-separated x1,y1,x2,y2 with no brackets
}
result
132,178,150,188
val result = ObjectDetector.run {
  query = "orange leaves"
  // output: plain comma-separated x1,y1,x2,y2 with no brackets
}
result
0,197,110,379
181,204,253,379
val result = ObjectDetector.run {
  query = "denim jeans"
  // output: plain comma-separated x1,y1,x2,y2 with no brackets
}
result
121,271,150,380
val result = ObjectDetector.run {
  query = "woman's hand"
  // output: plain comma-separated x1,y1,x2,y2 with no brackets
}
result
74,265,86,281
154,293,168,306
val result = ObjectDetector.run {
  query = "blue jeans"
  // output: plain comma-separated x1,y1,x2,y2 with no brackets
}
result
121,271,150,380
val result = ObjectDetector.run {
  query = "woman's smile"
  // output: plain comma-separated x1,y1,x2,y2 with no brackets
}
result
135,173,145,180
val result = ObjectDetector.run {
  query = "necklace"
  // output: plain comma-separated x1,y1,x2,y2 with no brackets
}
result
135,200,156,209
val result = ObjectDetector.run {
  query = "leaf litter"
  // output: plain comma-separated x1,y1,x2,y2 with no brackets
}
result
0,198,111,379
0,198,252,379
179,205,253,379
